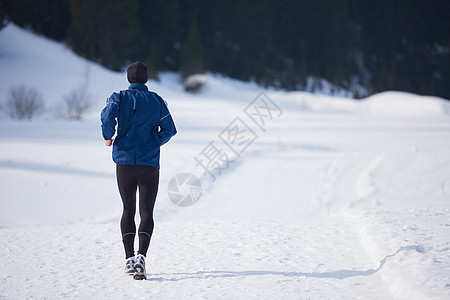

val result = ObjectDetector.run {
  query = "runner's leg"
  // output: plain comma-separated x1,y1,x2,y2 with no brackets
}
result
116,164,138,259
136,165,159,257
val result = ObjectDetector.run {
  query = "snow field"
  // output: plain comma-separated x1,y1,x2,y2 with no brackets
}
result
1,23,450,299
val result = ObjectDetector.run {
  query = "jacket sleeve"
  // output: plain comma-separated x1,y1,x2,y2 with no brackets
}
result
158,96,177,146
100,93,120,140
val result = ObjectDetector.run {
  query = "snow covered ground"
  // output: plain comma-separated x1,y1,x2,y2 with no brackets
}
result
1,24,450,299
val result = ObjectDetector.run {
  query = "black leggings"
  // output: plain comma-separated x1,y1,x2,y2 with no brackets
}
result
116,164,159,259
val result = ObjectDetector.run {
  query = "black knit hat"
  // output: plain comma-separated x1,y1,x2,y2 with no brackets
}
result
127,61,148,83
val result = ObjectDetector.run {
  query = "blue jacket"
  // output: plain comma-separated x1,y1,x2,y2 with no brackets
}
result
101,83,177,168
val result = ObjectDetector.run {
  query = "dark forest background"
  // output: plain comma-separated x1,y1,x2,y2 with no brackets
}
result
1,0,449,99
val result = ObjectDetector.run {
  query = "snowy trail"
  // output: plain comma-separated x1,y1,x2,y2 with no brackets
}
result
1,112,449,299
1,219,394,299
2,215,447,299
162,108,450,299
1,113,450,299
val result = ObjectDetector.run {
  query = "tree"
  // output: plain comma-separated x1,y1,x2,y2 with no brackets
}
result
6,85,45,120
68,0,140,70
2,0,70,40
0,0,6,29
180,16,204,77
59,86,93,120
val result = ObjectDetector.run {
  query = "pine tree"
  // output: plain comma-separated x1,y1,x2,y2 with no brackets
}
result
180,15,204,77
68,0,140,71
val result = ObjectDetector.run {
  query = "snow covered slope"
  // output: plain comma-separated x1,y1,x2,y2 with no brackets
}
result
1,23,450,299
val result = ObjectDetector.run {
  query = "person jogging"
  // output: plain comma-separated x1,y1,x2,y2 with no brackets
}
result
101,61,177,280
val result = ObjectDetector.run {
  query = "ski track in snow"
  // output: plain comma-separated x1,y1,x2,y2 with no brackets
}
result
1,24,450,299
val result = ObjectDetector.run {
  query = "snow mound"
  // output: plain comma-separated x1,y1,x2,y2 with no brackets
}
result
0,23,124,115
362,91,450,117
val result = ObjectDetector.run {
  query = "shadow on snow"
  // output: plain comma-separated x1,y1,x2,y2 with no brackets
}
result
0,160,113,178
148,245,424,281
